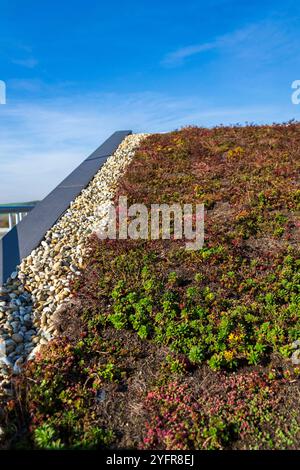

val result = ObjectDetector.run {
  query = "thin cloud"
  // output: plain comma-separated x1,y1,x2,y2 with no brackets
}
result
0,91,280,203
12,57,38,68
162,42,217,67
9,79,44,93
162,19,298,67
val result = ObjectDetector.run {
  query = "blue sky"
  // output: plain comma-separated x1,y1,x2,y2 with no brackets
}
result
1,0,300,202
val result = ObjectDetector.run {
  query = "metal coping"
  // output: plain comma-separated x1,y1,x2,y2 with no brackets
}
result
0,130,132,286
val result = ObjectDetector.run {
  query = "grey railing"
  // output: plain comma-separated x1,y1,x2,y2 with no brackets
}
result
0,130,132,285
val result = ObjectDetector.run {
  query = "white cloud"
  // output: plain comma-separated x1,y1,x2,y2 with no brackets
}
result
11,58,38,68
0,90,283,203
162,19,298,67
162,42,217,67
8,79,44,92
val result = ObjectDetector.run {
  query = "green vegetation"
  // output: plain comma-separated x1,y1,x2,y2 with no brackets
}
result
2,124,300,450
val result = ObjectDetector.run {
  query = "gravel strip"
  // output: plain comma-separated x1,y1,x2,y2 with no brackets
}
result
0,133,147,386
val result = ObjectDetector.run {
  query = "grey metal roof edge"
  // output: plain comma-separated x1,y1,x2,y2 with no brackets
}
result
0,130,132,286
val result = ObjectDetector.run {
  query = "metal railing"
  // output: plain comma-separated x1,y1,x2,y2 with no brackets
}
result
0,204,37,235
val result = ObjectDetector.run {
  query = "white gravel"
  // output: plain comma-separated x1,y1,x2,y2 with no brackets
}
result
0,133,147,389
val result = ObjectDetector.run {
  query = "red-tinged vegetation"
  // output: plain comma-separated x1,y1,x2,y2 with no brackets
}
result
142,372,283,450
1,123,300,450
